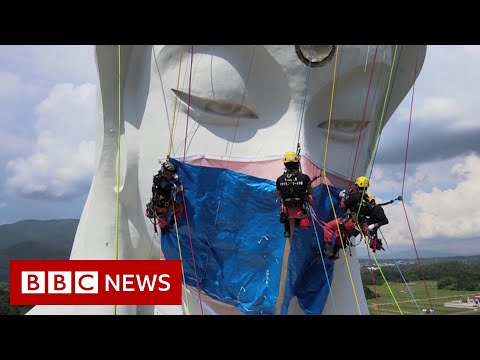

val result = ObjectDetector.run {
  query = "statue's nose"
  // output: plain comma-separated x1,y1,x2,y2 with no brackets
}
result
295,45,337,67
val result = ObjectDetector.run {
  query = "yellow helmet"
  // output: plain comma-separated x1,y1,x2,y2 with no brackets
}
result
366,192,375,202
283,151,299,163
355,176,369,188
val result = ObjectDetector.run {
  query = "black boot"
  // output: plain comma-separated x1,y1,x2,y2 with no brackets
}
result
323,242,334,258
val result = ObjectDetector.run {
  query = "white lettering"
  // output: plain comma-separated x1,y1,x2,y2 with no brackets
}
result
21,271,45,294
158,274,171,291
75,272,98,294
137,274,156,291
48,271,72,294
105,274,120,291
105,273,172,292
123,274,135,291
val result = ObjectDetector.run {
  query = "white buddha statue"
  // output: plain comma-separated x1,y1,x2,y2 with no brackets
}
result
28,45,426,315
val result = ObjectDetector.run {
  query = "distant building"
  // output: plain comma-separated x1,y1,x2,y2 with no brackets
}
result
444,294,480,309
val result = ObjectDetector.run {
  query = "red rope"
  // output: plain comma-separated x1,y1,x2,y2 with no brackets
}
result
309,207,328,227
400,45,433,310
183,45,194,163
178,45,204,314
366,249,381,315
180,190,204,315
349,45,379,182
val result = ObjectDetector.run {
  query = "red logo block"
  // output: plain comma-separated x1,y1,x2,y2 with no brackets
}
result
10,260,182,305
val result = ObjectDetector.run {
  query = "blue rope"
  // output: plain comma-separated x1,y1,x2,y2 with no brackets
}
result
294,61,313,149
309,206,337,314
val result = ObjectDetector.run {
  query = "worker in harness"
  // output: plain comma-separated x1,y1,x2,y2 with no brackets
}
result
276,151,313,238
322,176,371,260
145,160,184,233
365,192,389,252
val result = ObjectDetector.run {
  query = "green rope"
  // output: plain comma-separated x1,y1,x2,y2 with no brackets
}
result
113,45,122,315
364,237,404,315
367,45,400,177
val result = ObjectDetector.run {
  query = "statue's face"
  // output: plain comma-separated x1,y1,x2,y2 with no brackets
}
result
140,45,396,186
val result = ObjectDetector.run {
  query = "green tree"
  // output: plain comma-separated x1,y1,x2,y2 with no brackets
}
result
363,284,376,299
0,283,33,315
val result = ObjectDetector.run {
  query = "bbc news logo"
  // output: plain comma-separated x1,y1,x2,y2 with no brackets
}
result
21,271,100,294
10,260,182,305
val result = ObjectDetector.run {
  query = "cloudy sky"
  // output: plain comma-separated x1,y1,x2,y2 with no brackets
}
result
0,45,478,259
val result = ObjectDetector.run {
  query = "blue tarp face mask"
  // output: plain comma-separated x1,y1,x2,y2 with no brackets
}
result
160,158,341,315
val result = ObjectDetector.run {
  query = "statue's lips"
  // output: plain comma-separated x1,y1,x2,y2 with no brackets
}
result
182,154,352,189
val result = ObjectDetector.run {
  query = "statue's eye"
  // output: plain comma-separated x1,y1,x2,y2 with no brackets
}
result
172,89,258,119
317,119,370,140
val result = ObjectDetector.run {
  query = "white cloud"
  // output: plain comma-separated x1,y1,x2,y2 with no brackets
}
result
5,83,96,200
0,45,96,85
409,97,458,120
370,153,480,252
0,131,33,158
0,71,39,103
463,45,480,56
396,96,478,131
388,45,480,139
370,156,460,194
31,46,96,84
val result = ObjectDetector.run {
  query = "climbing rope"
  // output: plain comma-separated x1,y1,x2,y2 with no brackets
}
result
309,207,337,314
174,45,205,314
225,46,257,169
293,58,313,150
354,46,401,227
363,45,433,313
366,45,402,177
113,45,123,315
363,239,405,314
320,45,363,315
152,45,204,314
153,45,185,159
173,52,194,157
214,46,257,225
399,45,434,311
153,46,172,157
379,229,422,314
365,248,381,315
170,201,191,313
348,45,411,313
343,45,401,314
349,45,379,183
345,46,388,186
183,46,194,162
179,190,204,314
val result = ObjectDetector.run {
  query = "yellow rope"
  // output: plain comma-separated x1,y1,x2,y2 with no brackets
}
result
152,46,191,313
113,45,122,315
321,45,363,315
359,45,404,315
171,201,190,313
353,46,399,226
167,46,185,158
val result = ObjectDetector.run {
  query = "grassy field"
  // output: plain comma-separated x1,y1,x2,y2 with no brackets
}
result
366,280,480,315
